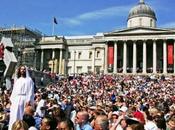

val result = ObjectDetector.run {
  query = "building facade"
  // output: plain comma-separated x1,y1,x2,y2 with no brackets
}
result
34,0,175,75
2,0,175,75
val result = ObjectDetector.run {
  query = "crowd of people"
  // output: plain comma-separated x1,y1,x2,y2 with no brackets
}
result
0,65,175,130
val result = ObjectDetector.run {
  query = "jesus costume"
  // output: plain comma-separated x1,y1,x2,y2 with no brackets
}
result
8,68,34,130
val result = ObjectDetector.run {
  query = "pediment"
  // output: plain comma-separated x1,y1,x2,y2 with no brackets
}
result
104,27,175,36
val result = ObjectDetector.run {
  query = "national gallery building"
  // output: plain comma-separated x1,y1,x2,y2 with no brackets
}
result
1,0,175,75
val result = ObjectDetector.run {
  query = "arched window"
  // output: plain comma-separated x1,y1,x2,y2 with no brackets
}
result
139,18,142,26
89,51,92,59
97,51,100,58
150,19,153,27
130,20,132,27
78,52,82,59
68,52,71,59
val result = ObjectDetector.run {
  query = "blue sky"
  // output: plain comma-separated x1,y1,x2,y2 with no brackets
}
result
1,0,175,36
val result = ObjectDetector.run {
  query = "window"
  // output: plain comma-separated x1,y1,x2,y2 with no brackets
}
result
87,66,92,72
97,51,100,58
139,18,142,26
67,67,72,74
89,52,92,59
95,66,101,74
150,19,153,27
77,66,82,73
68,52,71,59
130,20,132,27
78,52,82,59
72,51,76,59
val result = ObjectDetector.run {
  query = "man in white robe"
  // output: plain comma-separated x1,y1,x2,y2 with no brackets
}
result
8,66,35,130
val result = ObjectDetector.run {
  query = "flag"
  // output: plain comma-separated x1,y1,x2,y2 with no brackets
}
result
168,44,173,65
53,17,58,24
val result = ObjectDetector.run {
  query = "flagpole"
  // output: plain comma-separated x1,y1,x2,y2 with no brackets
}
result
52,19,55,36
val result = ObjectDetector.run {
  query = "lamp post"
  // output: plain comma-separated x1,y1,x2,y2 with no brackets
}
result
17,48,22,66
74,51,76,76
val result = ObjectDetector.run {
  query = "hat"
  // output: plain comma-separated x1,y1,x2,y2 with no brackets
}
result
119,106,128,112
112,111,119,116
89,106,97,110
125,116,139,125
133,111,145,124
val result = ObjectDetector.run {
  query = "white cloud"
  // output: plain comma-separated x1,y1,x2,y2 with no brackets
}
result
62,5,132,26
161,22,175,28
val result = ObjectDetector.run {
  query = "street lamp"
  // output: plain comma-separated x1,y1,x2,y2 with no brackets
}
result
74,51,76,76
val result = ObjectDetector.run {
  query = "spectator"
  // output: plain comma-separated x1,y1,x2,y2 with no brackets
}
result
75,111,93,130
166,115,175,130
11,120,29,130
57,118,74,130
94,115,109,130
40,116,56,130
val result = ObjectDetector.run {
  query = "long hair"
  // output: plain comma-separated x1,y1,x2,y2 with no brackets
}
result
11,120,29,130
17,65,26,78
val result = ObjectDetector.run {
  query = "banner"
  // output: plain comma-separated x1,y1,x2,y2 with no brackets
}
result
168,44,173,65
108,45,114,66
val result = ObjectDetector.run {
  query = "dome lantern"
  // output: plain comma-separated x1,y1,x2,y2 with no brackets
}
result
139,0,144,4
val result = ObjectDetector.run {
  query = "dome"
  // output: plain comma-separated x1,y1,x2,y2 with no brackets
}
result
128,0,156,20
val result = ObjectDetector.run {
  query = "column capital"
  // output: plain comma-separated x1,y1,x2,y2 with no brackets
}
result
142,40,147,43
163,39,167,42
152,40,157,44
132,40,137,43
152,39,157,42
123,40,127,43
114,40,118,44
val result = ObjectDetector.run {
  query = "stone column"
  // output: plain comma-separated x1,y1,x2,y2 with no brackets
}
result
52,49,55,59
92,48,95,73
40,49,44,71
174,40,175,74
132,41,137,74
102,48,105,72
73,51,76,74
64,48,68,75
33,50,37,70
113,41,117,73
153,40,157,73
123,41,127,73
163,40,167,73
104,43,108,73
59,49,63,74
143,40,147,73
